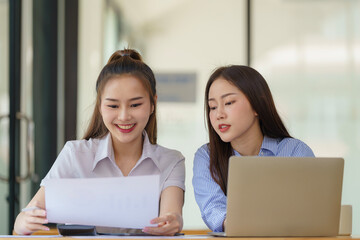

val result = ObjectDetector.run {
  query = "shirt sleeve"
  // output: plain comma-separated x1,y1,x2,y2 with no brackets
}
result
291,140,315,157
162,156,185,191
40,142,76,186
192,145,226,232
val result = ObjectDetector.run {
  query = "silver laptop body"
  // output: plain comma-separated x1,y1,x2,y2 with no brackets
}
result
211,157,344,237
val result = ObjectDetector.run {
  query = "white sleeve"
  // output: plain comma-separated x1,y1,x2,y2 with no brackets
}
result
40,142,76,186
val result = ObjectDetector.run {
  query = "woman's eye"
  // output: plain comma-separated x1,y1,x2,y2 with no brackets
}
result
225,101,235,106
209,106,217,111
130,103,142,108
107,105,118,109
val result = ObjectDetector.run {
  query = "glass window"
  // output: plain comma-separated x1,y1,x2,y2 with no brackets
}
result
0,0,9,234
253,0,360,233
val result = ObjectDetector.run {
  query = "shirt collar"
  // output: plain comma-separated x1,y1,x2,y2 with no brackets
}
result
260,135,278,156
92,131,160,171
136,131,161,170
93,132,114,171
233,135,278,156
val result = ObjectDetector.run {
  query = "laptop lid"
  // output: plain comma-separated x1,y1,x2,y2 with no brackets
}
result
225,157,344,237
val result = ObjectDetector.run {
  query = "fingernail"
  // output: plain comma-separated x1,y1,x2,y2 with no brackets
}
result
44,227,50,231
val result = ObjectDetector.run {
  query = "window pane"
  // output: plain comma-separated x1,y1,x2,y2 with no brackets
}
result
253,0,360,234
0,0,9,234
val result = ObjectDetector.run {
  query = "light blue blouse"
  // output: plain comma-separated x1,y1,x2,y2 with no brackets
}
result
192,136,314,232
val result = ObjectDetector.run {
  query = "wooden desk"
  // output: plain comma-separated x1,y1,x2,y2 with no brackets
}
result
9,229,360,240
24,228,210,235
2,236,360,240
4,233,360,240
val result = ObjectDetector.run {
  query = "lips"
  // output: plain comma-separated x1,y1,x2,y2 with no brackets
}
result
116,123,136,133
218,124,230,133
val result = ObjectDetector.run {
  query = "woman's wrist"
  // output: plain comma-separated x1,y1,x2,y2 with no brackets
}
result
174,212,183,232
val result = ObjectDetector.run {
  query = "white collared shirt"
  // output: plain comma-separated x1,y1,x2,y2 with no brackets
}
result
41,132,185,193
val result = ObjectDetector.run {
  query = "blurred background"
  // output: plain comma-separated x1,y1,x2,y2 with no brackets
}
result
0,0,359,235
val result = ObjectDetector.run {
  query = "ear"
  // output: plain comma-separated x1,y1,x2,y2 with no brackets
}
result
254,111,258,117
151,95,157,113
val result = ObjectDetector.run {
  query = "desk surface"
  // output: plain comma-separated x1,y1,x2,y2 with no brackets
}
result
2,236,360,240
7,229,360,240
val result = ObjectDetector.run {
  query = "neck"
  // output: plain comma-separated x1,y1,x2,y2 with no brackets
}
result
231,119,264,156
111,135,143,163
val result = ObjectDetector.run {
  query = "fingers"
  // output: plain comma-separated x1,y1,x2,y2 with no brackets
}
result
143,214,181,236
23,208,47,218
17,207,49,235
26,215,48,225
23,211,49,231
150,214,175,224
14,214,49,235
143,225,178,236
25,223,50,233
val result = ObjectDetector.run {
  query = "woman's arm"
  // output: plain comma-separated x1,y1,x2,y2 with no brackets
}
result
142,186,184,236
13,187,49,235
192,146,227,232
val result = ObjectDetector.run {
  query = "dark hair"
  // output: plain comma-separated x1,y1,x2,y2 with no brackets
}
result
83,49,157,144
205,65,291,194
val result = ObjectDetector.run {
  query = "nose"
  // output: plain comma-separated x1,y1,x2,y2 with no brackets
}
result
117,107,131,121
216,105,226,120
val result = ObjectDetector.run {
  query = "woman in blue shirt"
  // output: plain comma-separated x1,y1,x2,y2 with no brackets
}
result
192,65,314,232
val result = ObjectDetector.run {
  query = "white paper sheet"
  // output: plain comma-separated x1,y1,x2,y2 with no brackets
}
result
44,175,159,229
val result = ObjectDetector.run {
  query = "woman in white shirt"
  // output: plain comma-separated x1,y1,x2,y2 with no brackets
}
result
14,49,185,236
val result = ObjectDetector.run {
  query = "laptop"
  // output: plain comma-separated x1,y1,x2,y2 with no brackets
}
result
210,156,344,237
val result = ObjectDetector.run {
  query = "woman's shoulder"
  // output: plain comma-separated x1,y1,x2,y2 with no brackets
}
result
194,143,210,162
152,143,184,160
63,137,102,153
277,137,315,157
149,143,185,174
195,143,210,155
278,137,310,148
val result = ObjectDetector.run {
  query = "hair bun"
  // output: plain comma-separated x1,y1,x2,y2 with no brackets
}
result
107,49,143,64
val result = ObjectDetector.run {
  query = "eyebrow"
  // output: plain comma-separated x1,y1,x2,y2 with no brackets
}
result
208,93,237,102
104,97,144,102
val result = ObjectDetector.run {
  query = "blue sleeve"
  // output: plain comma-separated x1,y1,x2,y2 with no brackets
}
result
192,145,227,232
291,140,315,157
276,138,315,157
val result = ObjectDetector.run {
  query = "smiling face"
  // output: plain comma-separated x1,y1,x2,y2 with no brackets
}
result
208,77,260,145
100,74,153,146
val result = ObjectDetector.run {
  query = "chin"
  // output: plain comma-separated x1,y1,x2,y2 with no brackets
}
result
219,136,232,143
